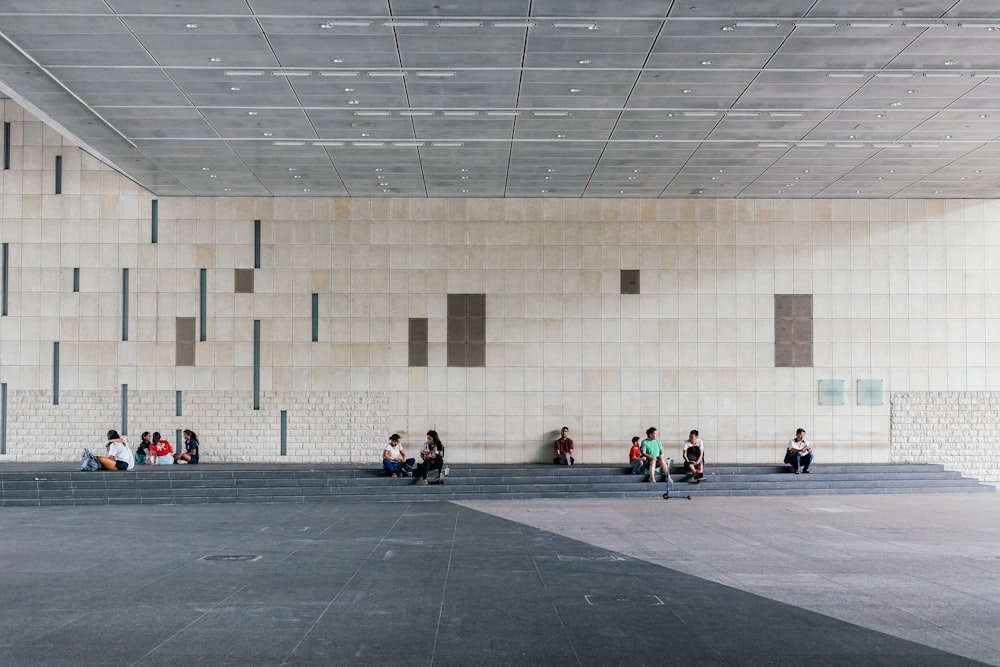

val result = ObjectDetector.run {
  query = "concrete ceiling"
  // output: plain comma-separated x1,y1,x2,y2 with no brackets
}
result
2,1,1000,198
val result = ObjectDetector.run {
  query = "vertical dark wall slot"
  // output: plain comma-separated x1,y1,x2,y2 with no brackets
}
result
3,122,10,170
1,242,8,316
151,200,158,244
254,219,262,269
199,268,207,341
175,390,183,417
52,342,59,405
175,429,183,452
54,155,62,194
121,384,128,435
253,319,261,410
311,293,319,342
409,318,429,367
121,268,129,341
72,267,80,292
175,317,196,366
1,383,7,455
280,410,288,456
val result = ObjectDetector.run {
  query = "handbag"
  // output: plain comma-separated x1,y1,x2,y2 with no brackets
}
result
783,448,794,465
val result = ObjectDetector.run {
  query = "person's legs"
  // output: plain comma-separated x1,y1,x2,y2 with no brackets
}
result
630,459,644,475
792,452,801,473
96,456,117,470
658,456,673,483
802,452,813,472
382,459,396,475
646,458,657,482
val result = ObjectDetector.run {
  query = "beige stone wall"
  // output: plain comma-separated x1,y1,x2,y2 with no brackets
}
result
1,99,999,476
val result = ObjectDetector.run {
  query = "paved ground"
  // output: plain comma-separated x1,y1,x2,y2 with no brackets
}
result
1,493,998,666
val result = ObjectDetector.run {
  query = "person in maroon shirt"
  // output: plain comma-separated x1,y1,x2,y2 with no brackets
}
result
553,426,575,465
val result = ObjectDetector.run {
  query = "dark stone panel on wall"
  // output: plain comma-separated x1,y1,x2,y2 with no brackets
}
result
409,317,428,367
176,317,196,367
774,294,812,368
621,269,640,294
234,269,254,294
448,294,485,367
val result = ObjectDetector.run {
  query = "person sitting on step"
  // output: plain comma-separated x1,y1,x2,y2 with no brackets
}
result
553,426,575,465
682,430,705,483
786,428,813,474
415,430,445,485
382,434,415,477
149,431,174,465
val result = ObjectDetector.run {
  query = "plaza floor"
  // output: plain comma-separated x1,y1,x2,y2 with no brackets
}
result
1,492,998,665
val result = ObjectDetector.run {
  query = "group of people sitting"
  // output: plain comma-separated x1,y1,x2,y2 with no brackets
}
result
97,429,200,471
382,431,446,485
628,428,706,483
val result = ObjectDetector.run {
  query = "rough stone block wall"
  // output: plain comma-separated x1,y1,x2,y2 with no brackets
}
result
891,391,1000,482
4,389,389,464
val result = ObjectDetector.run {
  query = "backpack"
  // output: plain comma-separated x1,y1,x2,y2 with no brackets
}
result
80,448,100,471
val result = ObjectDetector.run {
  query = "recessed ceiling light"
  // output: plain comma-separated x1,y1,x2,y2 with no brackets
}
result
209,57,221,62
569,88,581,93
627,176,636,180
555,134,566,138
360,132,370,137
223,188,230,192
247,111,258,116
619,190,625,193
944,60,959,65
540,189,548,193
303,189,310,192
578,59,591,64
981,114,991,118
293,175,301,179
721,26,734,31
229,87,241,91
875,113,886,118
877,176,884,180
696,189,704,194
795,21,838,28
201,167,210,171
332,58,344,63
711,176,718,180
461,176,470,180
547,169,556,172
653,134,662,138
632,169,640,173
890,101,903,106
263,132,272,136
701,60,713,65
348,100,360,105
681,89,693,94
185,23,198,29
906,89,918,94
208,175,216,179
889,169,895,173
544,176,551,180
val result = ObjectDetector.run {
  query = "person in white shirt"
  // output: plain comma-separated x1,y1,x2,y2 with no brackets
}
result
97,430,135,471
787,428,813,474
682,430,705,483
382,434,415,477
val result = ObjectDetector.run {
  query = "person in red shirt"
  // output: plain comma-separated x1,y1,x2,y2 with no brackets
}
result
149,431,174,465
553,426,575,465
629,436,644,475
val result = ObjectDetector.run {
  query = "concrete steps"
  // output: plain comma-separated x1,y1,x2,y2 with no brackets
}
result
0,462,992,506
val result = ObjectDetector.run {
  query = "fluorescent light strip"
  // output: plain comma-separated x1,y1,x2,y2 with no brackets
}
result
532,111,569,117
735,21,779,28
875,72,913,78
486,111,521,116
437,21,482,28
319,71,360,77
769,112,803,117
924,72,964,78
827,72,866,78
726,111,760,117
398,111,434,116
321,20,372,27
368,71,406,77
273,141,305,146
903,22,947,28
959,23,1000,29
796,142,826,148
910,143,940,148
873,143,903,148
492,21,535,28
383,20,427,27
312,141,344,146
757,143,788,148
272,71,310,77
443,111,478,116
432,142,464,147
833,143,866,148
848,22,892,28
552,22,599,29
393,142,425,147
794,22,837,28
354,111,390,116
225,70,264,76
352,142,385,147
415,71,456,77
683,111,718,117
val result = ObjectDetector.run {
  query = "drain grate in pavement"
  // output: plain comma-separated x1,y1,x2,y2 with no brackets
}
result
199,554,262,562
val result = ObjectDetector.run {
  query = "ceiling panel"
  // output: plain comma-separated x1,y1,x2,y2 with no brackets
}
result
2,1,1000,198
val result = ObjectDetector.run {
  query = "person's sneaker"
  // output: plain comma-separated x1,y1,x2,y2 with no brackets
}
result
794,470,800,474
803,469,811,473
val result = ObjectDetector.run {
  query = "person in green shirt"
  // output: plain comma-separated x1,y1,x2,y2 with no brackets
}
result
640,426,673,484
